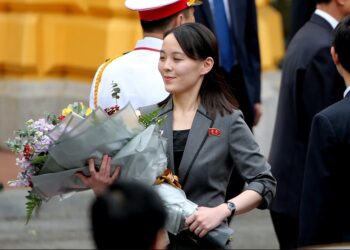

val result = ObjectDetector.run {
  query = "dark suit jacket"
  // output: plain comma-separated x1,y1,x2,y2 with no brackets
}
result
298,93,350,247
269,13,345,218
194,0,261,126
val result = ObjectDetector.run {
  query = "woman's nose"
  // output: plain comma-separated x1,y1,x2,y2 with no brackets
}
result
162,59,172,71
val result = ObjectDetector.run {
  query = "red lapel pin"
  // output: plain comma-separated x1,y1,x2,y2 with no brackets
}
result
208,128,221,137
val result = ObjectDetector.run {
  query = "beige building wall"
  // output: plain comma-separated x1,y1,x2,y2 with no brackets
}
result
0,0,284,148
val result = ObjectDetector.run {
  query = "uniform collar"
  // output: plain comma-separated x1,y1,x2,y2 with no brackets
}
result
135,37,163,51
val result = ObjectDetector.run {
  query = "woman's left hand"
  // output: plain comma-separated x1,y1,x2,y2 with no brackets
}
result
185,204,229,238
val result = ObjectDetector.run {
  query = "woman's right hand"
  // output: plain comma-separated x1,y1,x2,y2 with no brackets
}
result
75,154,121,195
185,204,229,238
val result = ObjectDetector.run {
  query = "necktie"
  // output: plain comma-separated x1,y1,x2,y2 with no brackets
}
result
212,0,235,72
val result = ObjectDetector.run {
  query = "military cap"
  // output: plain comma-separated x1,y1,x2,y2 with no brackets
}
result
125,0,202,21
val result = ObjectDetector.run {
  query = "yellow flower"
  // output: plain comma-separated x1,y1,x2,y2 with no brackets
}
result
79,102,85,111
61,102,91,117
62,105,73,116
85,107,92,117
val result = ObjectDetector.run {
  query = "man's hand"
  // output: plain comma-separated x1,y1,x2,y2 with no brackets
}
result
76,154,121,195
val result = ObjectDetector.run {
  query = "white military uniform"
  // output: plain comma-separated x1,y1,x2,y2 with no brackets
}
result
89,37,169,110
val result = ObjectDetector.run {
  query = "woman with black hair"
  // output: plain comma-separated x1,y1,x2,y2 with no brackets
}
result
84,23,276,249
144,23,276,249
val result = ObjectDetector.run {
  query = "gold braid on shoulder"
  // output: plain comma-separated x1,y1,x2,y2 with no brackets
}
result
93,58,116,109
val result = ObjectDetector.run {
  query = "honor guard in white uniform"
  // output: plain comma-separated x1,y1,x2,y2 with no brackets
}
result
89,0,201,110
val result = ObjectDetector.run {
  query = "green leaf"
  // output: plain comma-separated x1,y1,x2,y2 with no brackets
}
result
25,191,42,225
76,102,83,114
111,82,120,101
138,108,165,128
47,114,59,125
31,155,48,169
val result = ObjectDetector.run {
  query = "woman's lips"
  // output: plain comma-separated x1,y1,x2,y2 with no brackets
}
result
163,76,175,81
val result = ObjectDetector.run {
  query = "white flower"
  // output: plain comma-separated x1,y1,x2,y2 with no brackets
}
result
35,131,43,138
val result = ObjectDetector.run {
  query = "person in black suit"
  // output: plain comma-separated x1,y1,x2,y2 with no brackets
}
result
298,16,350,247
194,0,262,201
268,0,349,248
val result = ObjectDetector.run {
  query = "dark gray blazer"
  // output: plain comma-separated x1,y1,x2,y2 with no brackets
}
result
141,99,276,209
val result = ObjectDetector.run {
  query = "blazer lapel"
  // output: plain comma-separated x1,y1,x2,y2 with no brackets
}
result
179,104,213,186
158,100,175,172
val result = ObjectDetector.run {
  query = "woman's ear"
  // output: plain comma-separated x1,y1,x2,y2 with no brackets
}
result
201,57,214,75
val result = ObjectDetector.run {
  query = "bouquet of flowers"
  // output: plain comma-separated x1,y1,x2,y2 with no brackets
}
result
6,102,92,223
6,84,232,247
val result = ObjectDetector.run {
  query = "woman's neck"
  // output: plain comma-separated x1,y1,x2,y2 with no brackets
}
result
172,94,200,131
172,94,200,113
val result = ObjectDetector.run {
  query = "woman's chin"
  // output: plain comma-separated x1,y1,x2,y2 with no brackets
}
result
164,87,175,94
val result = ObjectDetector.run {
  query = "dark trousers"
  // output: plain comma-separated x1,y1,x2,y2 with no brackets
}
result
270,210,299,249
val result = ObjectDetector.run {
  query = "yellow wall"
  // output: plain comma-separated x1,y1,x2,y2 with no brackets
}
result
0,0,142,82
256,0,285,70
0,0,284,82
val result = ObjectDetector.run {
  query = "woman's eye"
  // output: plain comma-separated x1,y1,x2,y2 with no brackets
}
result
173,58,182,61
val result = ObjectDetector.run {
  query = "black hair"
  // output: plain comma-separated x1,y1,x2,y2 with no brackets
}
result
161,23,237,119
316,0,331,3
140,8,192,33
91,181,166,249
333,15,350,73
